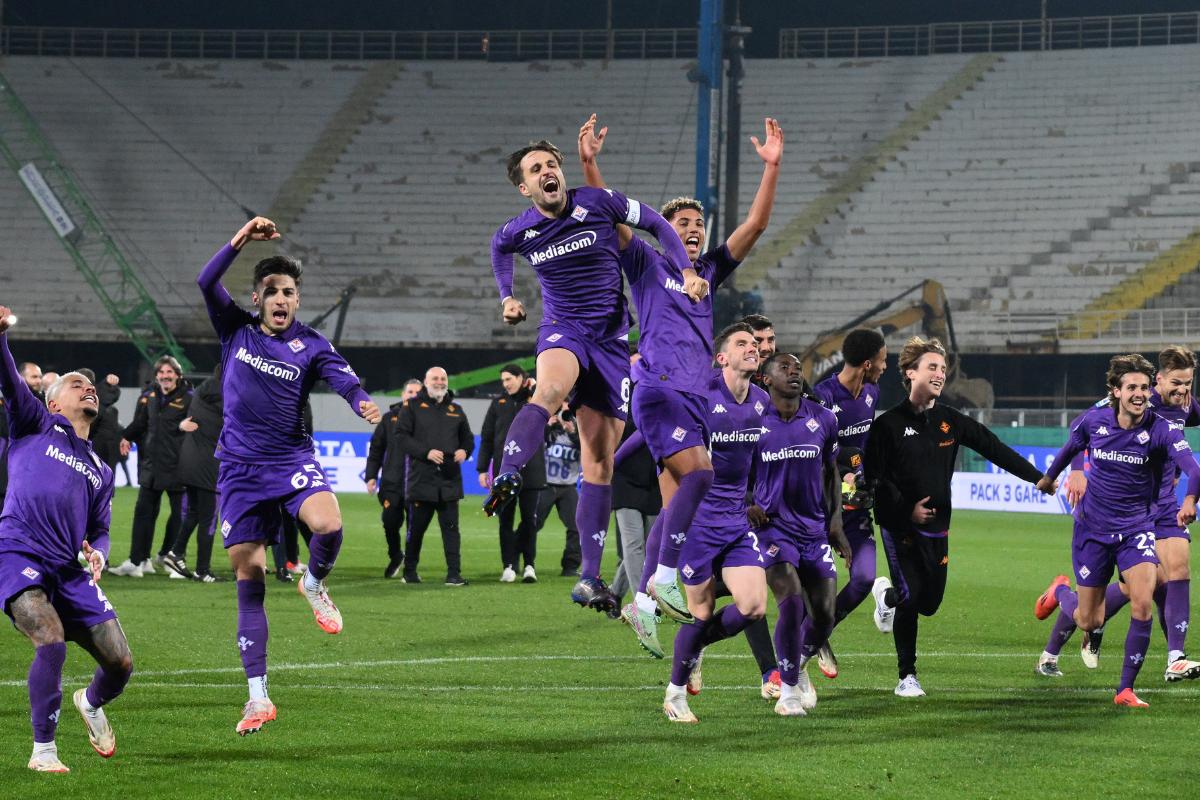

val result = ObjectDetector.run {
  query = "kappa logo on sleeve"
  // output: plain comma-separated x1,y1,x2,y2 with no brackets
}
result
1096,426,1109,436
903,427,917,437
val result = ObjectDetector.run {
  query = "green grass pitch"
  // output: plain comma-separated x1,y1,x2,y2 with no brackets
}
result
2,488,1198,798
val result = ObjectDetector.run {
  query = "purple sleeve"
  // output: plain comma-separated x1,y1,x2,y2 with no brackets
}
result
313,344,371,417
614,429,646,469
1045,416,1089,481
707,245,741,290
491,226,515,301
620,237,654,286
87,471,114,560
0,332,48,437
628,202,694,277
1158,422,1200,498
197,244,253,339
1070,451,1086,471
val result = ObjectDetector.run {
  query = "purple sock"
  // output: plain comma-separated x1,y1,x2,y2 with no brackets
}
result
774,595,806,686
1119,617,1153,691
85,659,132,709
236,580,269,680
1055,583,1079,622
798,611,835,662
576,481,613,579
498,404,550,474
702,604,753,646
307,528,343,580
29,642,66,744
637,515,665,593
1045,610,1077,657
1154,583,1169,640
656,470,714,570
670,621,706,686
1163,580,1190,654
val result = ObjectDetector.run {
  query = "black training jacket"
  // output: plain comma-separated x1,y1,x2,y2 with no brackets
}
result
865,400,1043,534
477,384,546,491
395,388,475,503
123,381,193,491
365,401,408,496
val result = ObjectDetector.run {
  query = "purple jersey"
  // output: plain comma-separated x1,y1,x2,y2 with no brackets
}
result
491,186,694,341
692,371,770,529
812,374,879,453
1147,387,1200,519
198,245,371,465
753,397,839,540
491,186,638,341
0,335,114,566
623,239,739,394
1047,404,1199,534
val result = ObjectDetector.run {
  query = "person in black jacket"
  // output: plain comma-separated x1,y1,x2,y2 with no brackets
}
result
478,365,546,583
865,336,1053,698
162,369,224,583
111,356,193,577
78,369,123,471
396,367,474,586
365,378,422,578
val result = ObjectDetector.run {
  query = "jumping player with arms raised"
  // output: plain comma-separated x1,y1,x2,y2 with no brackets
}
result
197,218,381,734
487,139,704,611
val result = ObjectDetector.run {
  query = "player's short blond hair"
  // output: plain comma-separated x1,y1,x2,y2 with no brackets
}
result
660,197,704,222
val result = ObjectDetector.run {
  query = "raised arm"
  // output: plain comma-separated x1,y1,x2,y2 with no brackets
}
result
199,217,277,336
1043,416,1090,485
959,410,1046,484
724,118,783,262
0,309,48,436
313,345,380,424
490,226,527,326
578,114,632,249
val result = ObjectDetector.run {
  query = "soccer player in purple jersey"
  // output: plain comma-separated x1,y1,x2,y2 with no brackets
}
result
1038,346,1200,681
0,309,131,772
578,113,783,624
649,324,771,722
810,328,887,678
487,139,705,612
197,218,381,735
749,353,850,716
1034,353,1200,707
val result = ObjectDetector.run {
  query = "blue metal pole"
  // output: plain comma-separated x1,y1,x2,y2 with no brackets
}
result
695,0,723,228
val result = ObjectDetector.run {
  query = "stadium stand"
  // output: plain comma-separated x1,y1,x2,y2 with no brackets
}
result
3,45,1200,351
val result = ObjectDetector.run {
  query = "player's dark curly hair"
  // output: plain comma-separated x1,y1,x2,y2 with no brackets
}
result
741,313,773,333
1106,353,1155,408
253,256,302,290
505,140,565,187
660,197,704,222
842,328,886,368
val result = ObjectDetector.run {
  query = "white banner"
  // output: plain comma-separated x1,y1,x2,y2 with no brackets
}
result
951,470,1073,515
18,163,76,238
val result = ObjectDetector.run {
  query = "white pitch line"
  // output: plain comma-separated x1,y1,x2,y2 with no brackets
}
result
0,651,1054,688
14,680,1196,697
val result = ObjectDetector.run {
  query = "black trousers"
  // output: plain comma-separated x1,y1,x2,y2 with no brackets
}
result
405,499,461,577
172,486,216,574
498,488,540,569
534,484,580,572
379,490,406,561
880,526,950,679
129,485,184,563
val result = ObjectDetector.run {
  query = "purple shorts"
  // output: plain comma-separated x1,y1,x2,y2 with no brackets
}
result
1153,513,1191,542
1072,520,1159,588
843,509,874,544
631,383,709,464
678,522,766,585
218,458,332,548
0,551,117,630
759,525,838,581
536,325,630,421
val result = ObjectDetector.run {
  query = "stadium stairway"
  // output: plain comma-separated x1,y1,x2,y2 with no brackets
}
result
237,62,404,288
1058,219,1200,340
735,53,1000,294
